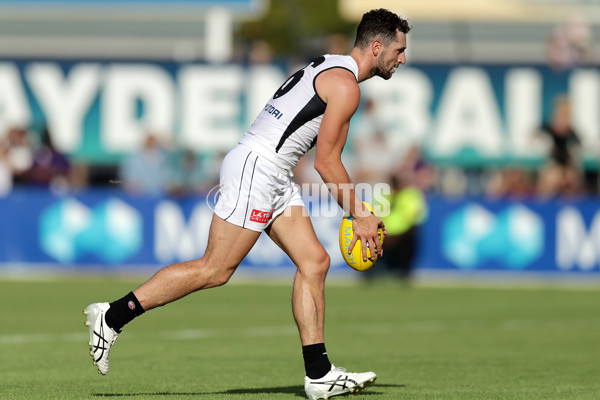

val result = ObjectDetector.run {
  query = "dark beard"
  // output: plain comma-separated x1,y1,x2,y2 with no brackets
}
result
371,56,393,80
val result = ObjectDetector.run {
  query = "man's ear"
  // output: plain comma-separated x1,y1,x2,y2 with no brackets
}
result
371,40,382,57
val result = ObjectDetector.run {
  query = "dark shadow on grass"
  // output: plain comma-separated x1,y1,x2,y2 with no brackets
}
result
93,394,208,397
92,385,304,397
223,385,306,396
373,384,406,388
93,383,404,397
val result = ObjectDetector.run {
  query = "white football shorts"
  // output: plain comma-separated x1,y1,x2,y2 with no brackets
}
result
213,144,305,232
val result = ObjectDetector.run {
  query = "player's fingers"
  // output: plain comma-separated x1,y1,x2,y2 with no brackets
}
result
379,221,387,237
367,237,377,261
361,236,369,261
374,230,382,248
348,234,358,255
374,232,383,258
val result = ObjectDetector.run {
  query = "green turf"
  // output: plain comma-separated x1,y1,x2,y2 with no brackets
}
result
0,277,599,400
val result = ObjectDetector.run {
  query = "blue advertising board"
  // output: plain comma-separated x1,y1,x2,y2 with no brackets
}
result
419,196,600,274
0,189,346,273
1,189,600,275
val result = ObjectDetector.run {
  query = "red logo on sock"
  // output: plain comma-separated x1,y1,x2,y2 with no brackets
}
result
249,209,273,223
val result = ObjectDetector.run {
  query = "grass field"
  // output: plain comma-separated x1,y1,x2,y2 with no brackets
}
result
0,276,599,400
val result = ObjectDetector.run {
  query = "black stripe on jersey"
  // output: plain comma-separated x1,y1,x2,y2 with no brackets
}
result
242,155,259,228
224,151,252,222
275,94,326,153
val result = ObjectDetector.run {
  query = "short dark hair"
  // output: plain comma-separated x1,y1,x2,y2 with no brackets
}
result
354,9,411,49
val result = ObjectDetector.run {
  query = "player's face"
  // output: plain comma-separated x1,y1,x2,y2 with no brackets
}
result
374,31,407,80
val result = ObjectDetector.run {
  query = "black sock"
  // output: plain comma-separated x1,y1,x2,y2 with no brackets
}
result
104,292,145,333
302,343,332,379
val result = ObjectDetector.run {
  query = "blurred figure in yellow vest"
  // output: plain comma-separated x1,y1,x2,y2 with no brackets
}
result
369,147,433,282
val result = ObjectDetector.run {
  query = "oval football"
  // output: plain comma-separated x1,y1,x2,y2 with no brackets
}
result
338,202,384,271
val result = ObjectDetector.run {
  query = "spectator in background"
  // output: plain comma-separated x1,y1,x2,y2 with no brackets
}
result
535,95,582,197
120,133,170,196
168,149,203,197
548,17,592,71
485,167,535,199
354,129,397,184
351,98,397,185
398,146,436,195
25,127,71,192
377,174,427,282
168,149,224,197
0,146,11,196
1,127,34,185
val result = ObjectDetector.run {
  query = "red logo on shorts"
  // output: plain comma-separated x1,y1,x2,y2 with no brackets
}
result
249,209,274,223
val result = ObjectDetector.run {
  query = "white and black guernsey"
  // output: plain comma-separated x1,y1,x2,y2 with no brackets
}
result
239,54,359,172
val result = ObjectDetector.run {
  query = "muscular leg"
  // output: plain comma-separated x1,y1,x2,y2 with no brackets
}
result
85,214,261,375
134,214,261,311
266,206,330,345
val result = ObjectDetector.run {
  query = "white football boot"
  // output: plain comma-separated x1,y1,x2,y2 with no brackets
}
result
83,303,119,375
304,364,377,400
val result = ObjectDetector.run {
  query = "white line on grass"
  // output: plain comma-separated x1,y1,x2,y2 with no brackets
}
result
161,325,299,340
0,320,450,345
6,317,557,345
0,326,301,345
0,332,85,344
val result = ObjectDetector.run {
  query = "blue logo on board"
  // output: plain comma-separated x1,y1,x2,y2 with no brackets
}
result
442,204,543,269
39,198,142,263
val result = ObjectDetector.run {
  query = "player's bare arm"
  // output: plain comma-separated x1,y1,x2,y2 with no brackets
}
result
313,68,385,261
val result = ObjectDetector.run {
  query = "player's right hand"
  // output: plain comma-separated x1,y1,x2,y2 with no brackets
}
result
349,213,385,261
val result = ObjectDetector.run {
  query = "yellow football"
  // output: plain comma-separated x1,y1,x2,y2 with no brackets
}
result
339,202,384,271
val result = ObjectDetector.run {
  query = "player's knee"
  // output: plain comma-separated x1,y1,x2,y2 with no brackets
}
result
318,251,331,273
210,267,236,287
192,257,238,289
299,250,330,281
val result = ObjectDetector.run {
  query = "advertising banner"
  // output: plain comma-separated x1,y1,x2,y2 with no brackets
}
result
0,190,346,272
420,196,600,273
1,60,598,167
1,190,599,275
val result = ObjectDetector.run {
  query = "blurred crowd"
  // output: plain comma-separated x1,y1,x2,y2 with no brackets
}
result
0,126,72,196
0,93,592,201
118,134,223,197
0,126,223,198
